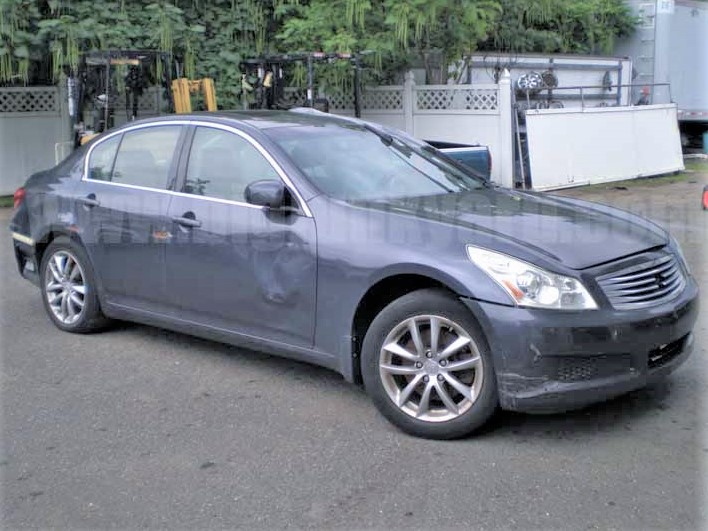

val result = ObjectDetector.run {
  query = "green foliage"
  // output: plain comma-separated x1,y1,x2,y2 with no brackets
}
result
0,0,285,107
273,0,633,83
384,0,502,81
480,0,637,55
276,0,502,84
0,0,42,83
0,0,636,104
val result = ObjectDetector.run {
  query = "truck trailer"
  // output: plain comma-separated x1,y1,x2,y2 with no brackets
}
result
614,0,708,150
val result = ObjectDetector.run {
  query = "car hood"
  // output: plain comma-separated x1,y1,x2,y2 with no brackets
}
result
354,188,667,269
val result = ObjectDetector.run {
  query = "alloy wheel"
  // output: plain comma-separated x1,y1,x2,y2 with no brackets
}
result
44,250,87,325
379,315,484,423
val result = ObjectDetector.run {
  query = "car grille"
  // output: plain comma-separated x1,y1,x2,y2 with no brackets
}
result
648,334,689,370
596,253,685,310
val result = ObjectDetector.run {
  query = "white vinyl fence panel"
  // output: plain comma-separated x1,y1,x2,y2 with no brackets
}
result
411,81,513,186
0,86,71,195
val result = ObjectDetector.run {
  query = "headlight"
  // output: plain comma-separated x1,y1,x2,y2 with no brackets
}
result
669,235,691,275
466,246,598,310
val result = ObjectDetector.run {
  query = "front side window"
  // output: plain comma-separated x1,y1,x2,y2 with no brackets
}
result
184,127,280,202
87,135,121,181
110,126,182,189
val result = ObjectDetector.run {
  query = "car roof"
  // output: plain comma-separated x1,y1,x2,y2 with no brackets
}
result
122,110,355,131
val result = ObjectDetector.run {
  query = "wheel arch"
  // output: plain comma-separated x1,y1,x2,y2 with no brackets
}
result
33,226,106,303
34,225,85,268
348,268,470,384
33,225,110,333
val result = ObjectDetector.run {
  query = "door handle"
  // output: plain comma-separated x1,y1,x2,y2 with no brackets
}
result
172,215,202,228
77,194,100,208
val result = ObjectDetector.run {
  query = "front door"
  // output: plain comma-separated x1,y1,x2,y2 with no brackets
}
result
75,124,184,310
164,125,317,347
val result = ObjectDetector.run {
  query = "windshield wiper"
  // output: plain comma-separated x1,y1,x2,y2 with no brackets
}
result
421,144,493,189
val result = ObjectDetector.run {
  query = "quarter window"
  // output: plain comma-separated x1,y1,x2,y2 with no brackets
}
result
111,126,182,189
184,127,280,202
88,135,120,182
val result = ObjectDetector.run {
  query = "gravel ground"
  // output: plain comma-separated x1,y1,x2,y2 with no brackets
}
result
1,169,706,530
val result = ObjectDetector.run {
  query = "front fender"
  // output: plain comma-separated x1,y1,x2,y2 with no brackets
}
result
367,261,512,306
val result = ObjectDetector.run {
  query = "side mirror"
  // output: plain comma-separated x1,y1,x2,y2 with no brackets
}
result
245,180,288,209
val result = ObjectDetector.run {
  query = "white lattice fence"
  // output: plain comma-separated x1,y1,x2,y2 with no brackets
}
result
0,87,60,114
322,88,403,111
300,85,495,113
362,88,403,111
416,86,498,112
0,86,162,116
282,87,406,111
326,90,354,110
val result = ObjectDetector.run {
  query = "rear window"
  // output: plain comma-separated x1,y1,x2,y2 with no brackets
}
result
86,125,182,190
88,135,121,181
112,126,182,189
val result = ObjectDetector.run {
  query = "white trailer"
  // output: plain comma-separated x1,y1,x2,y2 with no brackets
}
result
615,0,708,149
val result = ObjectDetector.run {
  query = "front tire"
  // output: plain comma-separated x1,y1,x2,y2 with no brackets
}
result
361,289,498,439
39,236,108,333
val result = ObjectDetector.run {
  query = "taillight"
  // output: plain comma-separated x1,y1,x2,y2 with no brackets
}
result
13,187,25,209
703,185,708,210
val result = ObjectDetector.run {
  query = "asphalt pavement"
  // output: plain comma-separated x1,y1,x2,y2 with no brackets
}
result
1,174,706,530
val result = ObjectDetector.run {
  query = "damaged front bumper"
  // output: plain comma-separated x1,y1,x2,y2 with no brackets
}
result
461,278,699,413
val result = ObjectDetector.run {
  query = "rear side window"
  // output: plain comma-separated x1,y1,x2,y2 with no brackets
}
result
184,127,280,202
112,126,182,189
88,135,121,181
87,126,182,189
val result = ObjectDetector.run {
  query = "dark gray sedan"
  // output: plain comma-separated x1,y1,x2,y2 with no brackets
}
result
10,111,699,439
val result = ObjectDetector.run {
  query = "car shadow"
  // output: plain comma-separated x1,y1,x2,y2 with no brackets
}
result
103,321,684,440
103,320,354,385
478,380,677,441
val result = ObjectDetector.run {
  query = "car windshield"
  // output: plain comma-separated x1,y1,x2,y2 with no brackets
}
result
264,123,488,201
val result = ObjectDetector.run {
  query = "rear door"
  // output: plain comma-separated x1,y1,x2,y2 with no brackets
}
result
163,124,317,347
75,124,186,311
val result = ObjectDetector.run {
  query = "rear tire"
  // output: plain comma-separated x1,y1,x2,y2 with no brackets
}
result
39,236,109,333
361,288,498,439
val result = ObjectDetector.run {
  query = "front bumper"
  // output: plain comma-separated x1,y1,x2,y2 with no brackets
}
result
462,277,699,413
